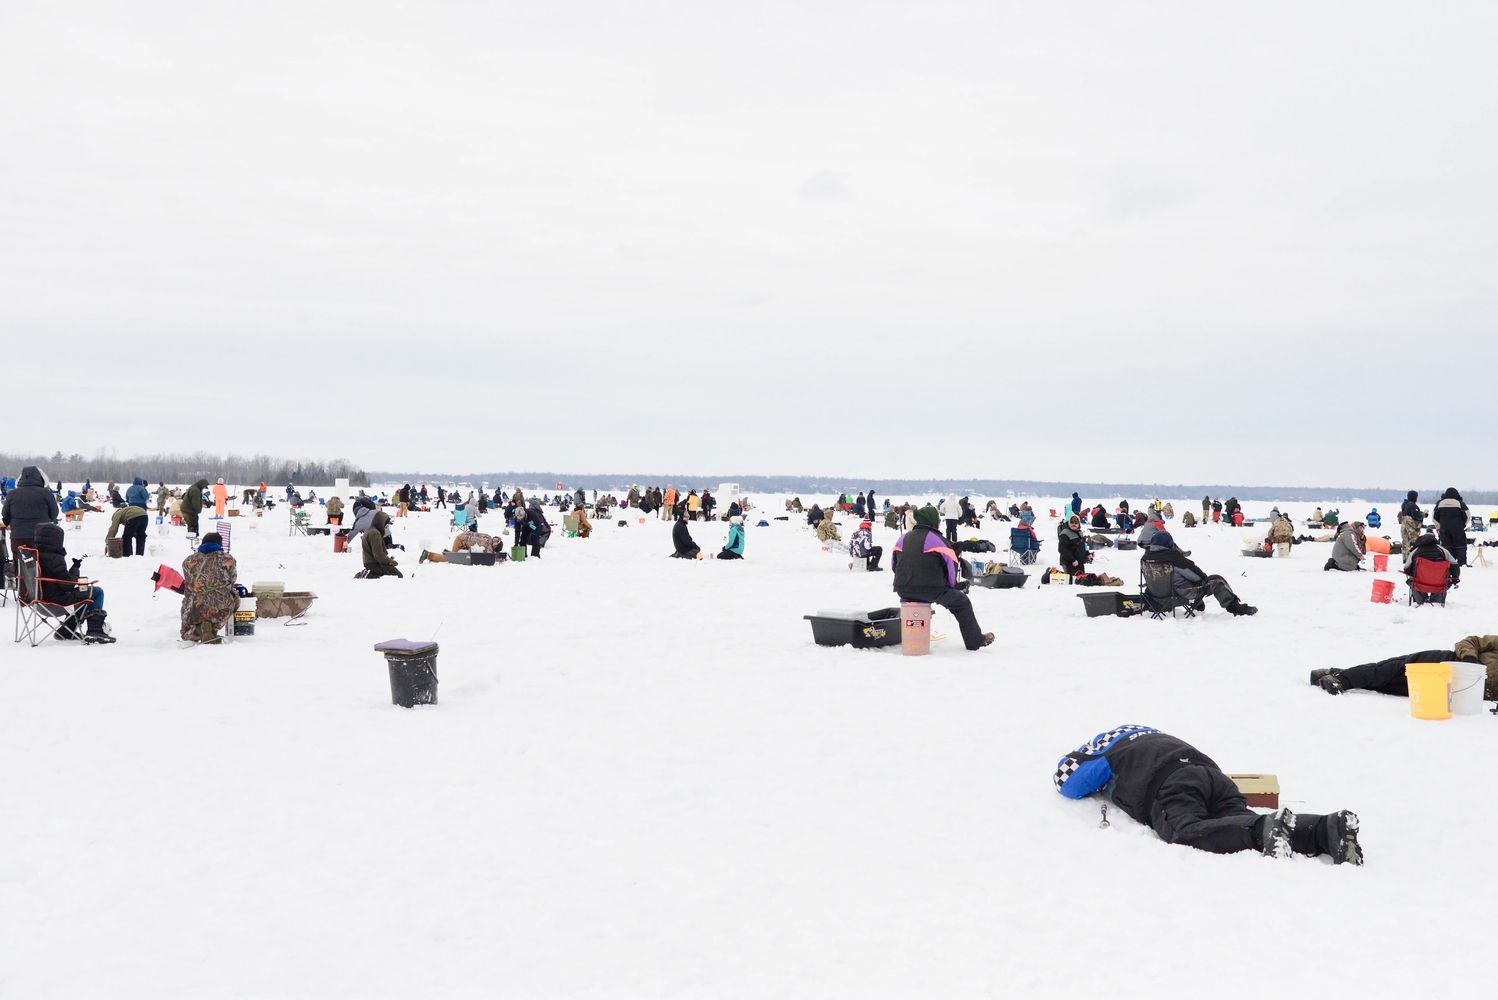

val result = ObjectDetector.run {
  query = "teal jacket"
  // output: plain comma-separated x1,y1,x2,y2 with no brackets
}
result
724,523,746,555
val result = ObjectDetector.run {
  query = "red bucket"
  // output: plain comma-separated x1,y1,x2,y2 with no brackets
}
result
1370,579,1395,604
333,534,347,553
1372,553,1389,572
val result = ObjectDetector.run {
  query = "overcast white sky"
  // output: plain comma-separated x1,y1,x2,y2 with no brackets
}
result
4,2,1496,485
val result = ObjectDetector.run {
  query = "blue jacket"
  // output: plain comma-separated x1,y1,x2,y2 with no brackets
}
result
61,491,82,513
1366,509,1381,528
126,477,150,508
724,523,745,555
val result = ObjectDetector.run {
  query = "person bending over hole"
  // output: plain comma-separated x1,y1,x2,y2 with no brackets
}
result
359,511,403,579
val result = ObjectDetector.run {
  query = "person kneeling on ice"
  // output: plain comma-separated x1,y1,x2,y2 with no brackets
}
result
848,520,884,571
671,515,703,559
1140,530,1257,615
1311,634,1498,698
716,516,746,560
359,511,403,578
31,523,115,642
180,531,237,643
891,506,993,649
1055,725,1362,865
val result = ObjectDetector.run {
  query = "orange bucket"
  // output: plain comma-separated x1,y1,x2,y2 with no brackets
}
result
1370,579,1395,603
1372,553,1389,572
333,534,348,553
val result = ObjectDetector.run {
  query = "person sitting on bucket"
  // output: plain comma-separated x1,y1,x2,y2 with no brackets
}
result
1140,530,1257,616
1055,725,1362,865
717,516,746,560
1310,635,1498,698
180,531,237,643
891,506,993,650
848,520,884,572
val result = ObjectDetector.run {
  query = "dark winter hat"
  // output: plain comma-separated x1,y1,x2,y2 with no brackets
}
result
914,505,940,529
202,532,223,545
1148,530,1174,549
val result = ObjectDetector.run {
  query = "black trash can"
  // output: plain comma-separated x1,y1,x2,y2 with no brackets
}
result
373,639,439,707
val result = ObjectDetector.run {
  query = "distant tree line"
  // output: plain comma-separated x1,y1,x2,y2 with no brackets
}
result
2,451,369,487
369,470,1496,505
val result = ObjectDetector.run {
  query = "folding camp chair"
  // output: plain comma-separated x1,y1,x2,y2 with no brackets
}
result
1406,557,1451,606
1009,527,1042,566
1140,562,1196,620
289,510,312,537
13,547,94,646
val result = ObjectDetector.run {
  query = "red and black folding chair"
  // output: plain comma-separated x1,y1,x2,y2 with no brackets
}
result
1406,557,1451,607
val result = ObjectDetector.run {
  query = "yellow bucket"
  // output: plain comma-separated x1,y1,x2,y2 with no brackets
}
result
1405,662,1453,720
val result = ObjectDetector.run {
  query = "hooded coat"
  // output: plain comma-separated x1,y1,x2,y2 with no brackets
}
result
180,479,209,517
30,523,90,605
1433,488,1469,551
361,511,398,570
126,477,150,508
1399,491,1424,524
1057,521,1089,573
2,466,59,543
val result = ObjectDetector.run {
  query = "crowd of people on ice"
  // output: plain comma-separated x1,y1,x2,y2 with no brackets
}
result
8,467,1497,866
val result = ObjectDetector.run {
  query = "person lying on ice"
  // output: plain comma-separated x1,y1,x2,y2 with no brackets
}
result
419,532,502,563
1054,725,1362,864
891,506,993,650
1310,635,1498,698
1140,530,1257,615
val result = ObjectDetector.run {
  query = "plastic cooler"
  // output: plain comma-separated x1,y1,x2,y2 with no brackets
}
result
1078,591,1146,618
804,608,901,649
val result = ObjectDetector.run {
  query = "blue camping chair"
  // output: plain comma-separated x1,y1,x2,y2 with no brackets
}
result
1009,527,1042,565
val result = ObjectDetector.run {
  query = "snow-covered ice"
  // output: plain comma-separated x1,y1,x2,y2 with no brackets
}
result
3,493,1495,998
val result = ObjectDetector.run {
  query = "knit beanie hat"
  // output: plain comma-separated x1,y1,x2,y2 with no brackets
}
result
914,505,940,529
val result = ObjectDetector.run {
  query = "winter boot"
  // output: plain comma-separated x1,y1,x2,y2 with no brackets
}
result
1228,601,1258,616
1310,669,1345,695
55,614,85,641
1256,808,1296,859
83,610,117,644
1318,811,1363,865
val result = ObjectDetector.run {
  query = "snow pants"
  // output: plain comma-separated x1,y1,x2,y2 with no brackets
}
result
1341,648,1455,697
1149,764,1259,855
1180,574,1240,610
908,588,985,650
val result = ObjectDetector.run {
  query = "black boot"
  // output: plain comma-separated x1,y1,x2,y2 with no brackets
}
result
1255,808,1295,858
84,610,117,644
1310,669,1345,694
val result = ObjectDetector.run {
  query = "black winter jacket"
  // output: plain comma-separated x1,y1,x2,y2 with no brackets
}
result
1400,492,1424,524
1101,731,1222,825
31,523,89,604
1057,524,1089,573
672,519,699,557
2,466,59,542
1433,489,1468,543
892,525,957,600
